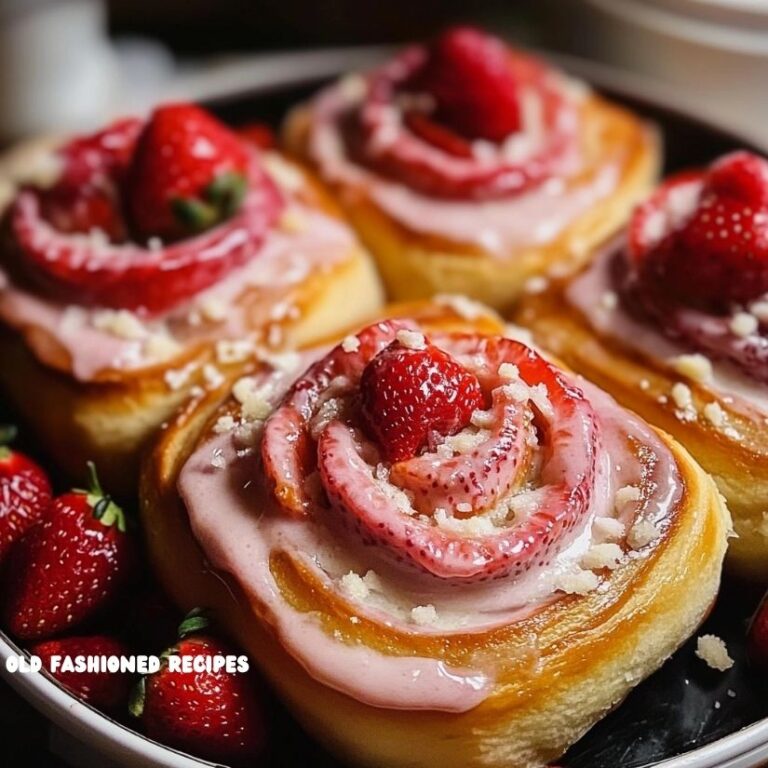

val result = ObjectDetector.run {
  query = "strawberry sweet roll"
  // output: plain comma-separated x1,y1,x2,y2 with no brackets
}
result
0,104,382,492
141,303,729,768
285,26,658,310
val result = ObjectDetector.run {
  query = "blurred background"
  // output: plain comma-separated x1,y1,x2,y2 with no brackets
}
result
3,0,768,145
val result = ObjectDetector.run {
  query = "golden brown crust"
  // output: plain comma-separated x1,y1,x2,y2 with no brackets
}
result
140,302,729,768
0,140,384,496
284,91,660,312
516,285,768,579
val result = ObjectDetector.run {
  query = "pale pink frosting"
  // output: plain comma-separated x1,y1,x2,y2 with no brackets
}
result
305,76,621,256
0,194,356,381
178,328,681,712
567,244,768,418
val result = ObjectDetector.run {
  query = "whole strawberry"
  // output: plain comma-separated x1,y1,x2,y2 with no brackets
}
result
2,462,132,640
360,337,484,462
40,117,141,242
633,152,768,310
415,26,521,142
31,634,132,711
126,103,250,242
130,610,266,766
748,590,768,673
0,426,51,561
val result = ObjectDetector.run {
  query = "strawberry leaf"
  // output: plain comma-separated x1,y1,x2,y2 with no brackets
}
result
177,607,210,639
83,461,127,532
205,171,247,218
128,676,146,719
171,197,219,233
0,424,17,460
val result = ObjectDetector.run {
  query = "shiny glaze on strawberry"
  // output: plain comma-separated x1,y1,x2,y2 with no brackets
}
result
179,319,681,711
3,105,284,316
262,321,600,583
618,152,768,384
39,117,141,242
360,338,484,462
345,27,578,200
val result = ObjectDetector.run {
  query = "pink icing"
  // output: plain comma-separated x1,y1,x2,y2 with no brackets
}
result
178,328,681,712
0,197,356,381
567,244,768,417
306,75,621,256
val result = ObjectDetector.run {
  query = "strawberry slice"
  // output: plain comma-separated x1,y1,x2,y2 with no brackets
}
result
415,26,521,142
40,117,141,242
7,105,283,314
10,156,283,315
632,152,768,310
353,33,574,200
130,609,266,766
360,337,484,462
2,463,134,640
126,103,251,242
707,150,768,206
403,112,473,158
31,635,132,710
0,425,52,562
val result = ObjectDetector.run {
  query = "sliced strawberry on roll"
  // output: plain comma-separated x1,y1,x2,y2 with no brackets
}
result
262,320,601,583
625,151,768,382
360,338,484,462
350,26,577,200
5,103,283,316
631,151,768,310
413,25,522,142
39,117,141,242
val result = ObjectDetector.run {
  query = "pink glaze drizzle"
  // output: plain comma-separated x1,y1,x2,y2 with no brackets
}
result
178,324,682,712
0,195,356,381
306,67,621,255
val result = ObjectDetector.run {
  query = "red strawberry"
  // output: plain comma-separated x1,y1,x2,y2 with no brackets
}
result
632,152,768,310
415,26,521,142
748,591,768,673
0,426,51,561
707,150,768,206
404,112,473,158
237,122,276,150
31,634,132,710
2,463,133,641
130,611,266,766
360,338,484,462
126,103,250,241
40,117,141,242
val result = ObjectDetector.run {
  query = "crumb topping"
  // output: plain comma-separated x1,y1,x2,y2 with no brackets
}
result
671,353,713,384
396,329,426,350
696,635,734,671
556,569,600,595
216,338,254,365
627,519,661,549
342,335,361,353
580,542,623,570
410,604,438,626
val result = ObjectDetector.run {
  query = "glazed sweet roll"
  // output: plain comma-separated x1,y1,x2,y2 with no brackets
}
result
517,150,768,577
285,26,658,309
141,305,729,768
0,103,382,493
